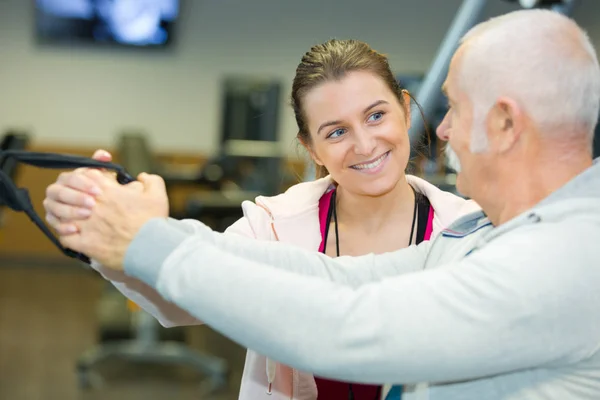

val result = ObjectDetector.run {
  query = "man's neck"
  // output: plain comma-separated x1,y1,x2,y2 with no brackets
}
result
335,177,415,233
482,150,593,226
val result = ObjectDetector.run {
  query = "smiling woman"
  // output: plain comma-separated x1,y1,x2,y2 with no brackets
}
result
285,40,444,399
301,70,411,198
41,38,479,400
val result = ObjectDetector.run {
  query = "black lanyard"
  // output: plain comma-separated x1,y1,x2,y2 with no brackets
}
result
322,185,422,256
0,150,135,264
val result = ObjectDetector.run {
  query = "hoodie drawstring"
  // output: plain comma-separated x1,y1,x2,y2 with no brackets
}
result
266,357,277,395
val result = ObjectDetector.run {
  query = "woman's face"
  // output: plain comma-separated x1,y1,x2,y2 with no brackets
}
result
303,70,411,197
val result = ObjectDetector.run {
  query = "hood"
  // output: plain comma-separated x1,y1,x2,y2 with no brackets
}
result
254,174,479,227
254,176,334,220
406,175,481,232
536,157,600,209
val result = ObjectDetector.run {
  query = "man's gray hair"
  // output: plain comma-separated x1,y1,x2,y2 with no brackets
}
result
458,9,600,152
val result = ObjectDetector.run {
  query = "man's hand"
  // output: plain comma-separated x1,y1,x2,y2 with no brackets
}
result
44,149,114,235
59,171,170,271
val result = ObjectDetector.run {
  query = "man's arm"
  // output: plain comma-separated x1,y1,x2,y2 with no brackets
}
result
89,205,428,329
89,218,204,327
124,219,600,385
175,218,430,286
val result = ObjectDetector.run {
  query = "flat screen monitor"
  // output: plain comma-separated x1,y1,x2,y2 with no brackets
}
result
35,0,179,48
219,77,282,145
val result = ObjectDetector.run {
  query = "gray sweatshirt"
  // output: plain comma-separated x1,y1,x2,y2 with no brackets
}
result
123,159,600,400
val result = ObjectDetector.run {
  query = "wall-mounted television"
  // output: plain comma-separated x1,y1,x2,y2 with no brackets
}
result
35,0,179,48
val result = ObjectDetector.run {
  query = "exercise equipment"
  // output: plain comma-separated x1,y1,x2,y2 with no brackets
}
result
0,131,30,178
220,76,281,144
407,0,488,152
73,132,229,393
114,131,227,191
216,76,285,196
0,132,31,230
0,149,135,264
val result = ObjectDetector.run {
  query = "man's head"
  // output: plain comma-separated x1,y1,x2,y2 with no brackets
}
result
437,9,600,201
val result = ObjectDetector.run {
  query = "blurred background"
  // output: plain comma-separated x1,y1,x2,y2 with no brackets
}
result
1,0,599,399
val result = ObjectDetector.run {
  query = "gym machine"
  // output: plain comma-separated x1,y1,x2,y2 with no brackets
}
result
180,76,286,227
74,133,229,393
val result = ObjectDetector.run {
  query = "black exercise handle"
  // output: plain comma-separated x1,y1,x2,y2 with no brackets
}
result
0,150,138,265
0,150,136,185
0,150,135,182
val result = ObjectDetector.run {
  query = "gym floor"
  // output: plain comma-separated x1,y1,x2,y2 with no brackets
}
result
0,264,246,400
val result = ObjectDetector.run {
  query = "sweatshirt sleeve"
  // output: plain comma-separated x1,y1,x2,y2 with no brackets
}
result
171,218,431,285
123,218,600,385
90,215,262,328
90,217,200,327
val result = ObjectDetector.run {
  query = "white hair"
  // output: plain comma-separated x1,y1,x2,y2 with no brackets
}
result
457,9,600,153
445,144,462,173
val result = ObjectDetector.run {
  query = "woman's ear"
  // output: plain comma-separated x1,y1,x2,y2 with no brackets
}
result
298,135,323,166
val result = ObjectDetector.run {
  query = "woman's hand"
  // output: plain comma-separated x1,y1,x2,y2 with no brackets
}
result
44,149,114,235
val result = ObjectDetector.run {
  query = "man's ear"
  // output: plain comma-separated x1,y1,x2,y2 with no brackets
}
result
402,90,412,129
487,96,523,154
298,136,323,166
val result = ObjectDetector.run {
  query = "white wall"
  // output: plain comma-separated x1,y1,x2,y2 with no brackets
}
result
0,0,598,156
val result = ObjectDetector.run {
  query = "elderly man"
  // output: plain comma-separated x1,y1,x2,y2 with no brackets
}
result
44,9,600,400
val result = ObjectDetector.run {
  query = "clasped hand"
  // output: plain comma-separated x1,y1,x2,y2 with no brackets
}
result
43,150,169,270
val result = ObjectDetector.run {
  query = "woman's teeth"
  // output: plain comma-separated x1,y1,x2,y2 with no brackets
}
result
352,152,388,170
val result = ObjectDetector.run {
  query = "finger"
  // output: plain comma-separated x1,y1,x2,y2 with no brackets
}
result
45,212,80,235
46,183,97,208
138,173,166,195
56,171,103,195
92,149,113,162
82,168,118,190
58,232,85,254
43,196,93,221
125,181,144,192
91,149,117,179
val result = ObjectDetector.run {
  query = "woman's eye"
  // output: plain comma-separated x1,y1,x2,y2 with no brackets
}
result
327,128,345,139
368,112,384,122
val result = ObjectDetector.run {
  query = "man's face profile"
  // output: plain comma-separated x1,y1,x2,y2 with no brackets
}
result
437,50,479,197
